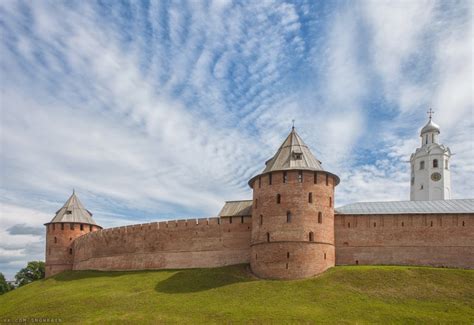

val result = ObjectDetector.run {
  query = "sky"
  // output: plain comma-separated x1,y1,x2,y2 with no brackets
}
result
0,0,472,280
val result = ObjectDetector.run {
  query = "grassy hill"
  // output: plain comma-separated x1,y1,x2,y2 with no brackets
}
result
0,265,473,324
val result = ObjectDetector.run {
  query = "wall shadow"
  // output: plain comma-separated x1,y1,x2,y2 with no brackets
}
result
53,269,153,281
155,266,253,293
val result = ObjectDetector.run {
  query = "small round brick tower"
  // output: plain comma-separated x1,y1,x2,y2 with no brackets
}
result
44,191,102,278
249,127,339,279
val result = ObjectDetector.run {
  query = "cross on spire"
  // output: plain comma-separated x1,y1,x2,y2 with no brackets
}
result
292,119,295,130
427,108,434,120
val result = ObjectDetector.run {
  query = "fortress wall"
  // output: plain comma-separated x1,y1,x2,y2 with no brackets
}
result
72,216,252,271
334,213,474,268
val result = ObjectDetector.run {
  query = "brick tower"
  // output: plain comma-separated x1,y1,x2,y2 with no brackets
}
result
44,191,102,277
249,127,339,279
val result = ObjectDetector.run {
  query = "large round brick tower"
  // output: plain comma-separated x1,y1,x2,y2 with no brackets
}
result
249,127,339,279
44,191,102,278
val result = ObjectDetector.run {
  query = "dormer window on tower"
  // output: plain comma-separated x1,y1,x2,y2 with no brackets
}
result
292,151,302,160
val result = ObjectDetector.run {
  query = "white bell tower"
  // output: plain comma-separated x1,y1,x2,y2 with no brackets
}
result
410,109,452,201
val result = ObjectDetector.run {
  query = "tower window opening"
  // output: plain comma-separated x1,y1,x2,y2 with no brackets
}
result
70,223,74,230
420,184,424,190
348,222,351,228
373,222,376,227
80,224,83,231
445,159,449,169
54,237,57,243
411,177,415,185
287,252,290,259
326,174,329,186
277,194,281,204
52,224,55,231
269,173,272,185
401,222,404,227
462,221,465,226
255,199,258,209
229,217,233,224
283,171,288,183
61,223,64,230
241,216,244,224
293,152,302,160
425,136,428,144
318,212,322,224
286,211,292,223
286,263,289,269
258,176,261,188
433,159,438,168
308,192,313,203
309,232,314,242
89,225,92,232
69,248,72,255
430,221,433,227
266,232,270,242
356,260,359,265
260,215,263,226
420,161,425,170
255,254,257,259
314,172,318,184
65,210,72,215
324,253,327,260
298,171,303,183
432,134,434,143
329,197,332,207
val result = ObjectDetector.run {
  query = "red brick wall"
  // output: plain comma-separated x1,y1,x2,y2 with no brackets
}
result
72,217,251,271
45,223,101,277
334,213,474,268
250,170,337,279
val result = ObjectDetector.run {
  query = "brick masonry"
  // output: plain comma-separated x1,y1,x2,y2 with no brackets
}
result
44,170,473,279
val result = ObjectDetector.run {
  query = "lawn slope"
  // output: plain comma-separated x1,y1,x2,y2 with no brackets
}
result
1,265,473,324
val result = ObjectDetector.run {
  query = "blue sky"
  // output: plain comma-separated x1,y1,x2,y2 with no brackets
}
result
0,0,472,279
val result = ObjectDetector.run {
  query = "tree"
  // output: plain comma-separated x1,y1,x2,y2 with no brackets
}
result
15,261,45,287
0,272,14,294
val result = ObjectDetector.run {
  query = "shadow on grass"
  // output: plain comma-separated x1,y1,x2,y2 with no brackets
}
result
155,265,253,293
52,269,155,281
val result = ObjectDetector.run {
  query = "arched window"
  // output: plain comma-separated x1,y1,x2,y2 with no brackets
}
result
324,253,326,260
298,171,303,183
420,161,425,170
260,215,263,226
54,237,57,243
433,159,438,168
287,252,290,259
277,194,281,204
318,212,322,224
308,192,313,203
269,173,272,185
309,232,314,242
266,232,270,242
283,171,288,183
286,211,292,223
329,197,332,207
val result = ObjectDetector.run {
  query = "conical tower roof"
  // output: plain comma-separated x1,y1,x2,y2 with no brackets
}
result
249,127,339,186
45,191,100,226
262,127,324,173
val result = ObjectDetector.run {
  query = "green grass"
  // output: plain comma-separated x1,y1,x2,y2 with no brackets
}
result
1,265,473,324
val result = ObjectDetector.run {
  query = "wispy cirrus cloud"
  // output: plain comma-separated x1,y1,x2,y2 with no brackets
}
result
0,0,472,279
